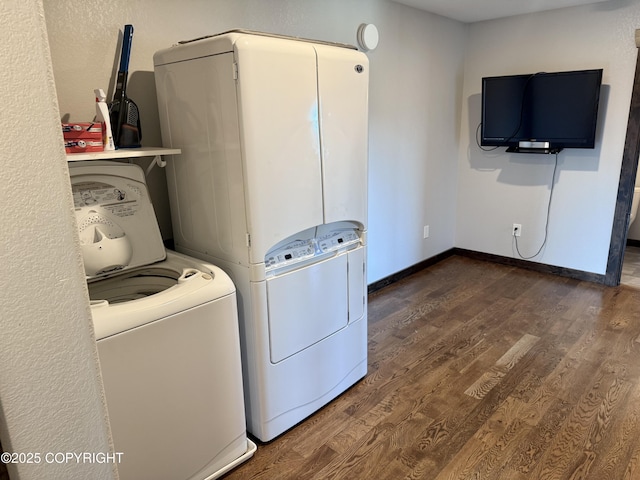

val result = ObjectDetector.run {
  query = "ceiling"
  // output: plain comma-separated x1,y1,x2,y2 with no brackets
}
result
391,0,612,23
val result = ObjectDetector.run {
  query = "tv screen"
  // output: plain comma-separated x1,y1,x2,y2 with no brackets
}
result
481,69,603,152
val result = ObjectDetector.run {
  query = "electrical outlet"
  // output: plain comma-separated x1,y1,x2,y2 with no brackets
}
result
423,225,430,239
512,223,522,237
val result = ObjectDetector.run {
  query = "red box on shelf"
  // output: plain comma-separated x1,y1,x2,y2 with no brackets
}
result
62,123,103,154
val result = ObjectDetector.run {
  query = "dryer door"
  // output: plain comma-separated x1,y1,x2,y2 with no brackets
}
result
266,254,348,364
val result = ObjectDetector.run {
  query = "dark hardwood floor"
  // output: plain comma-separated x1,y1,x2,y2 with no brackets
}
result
224,255,640,480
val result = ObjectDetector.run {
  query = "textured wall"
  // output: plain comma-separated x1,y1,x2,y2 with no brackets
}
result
42,0,640,281
0,1,116,479
43,0,467,284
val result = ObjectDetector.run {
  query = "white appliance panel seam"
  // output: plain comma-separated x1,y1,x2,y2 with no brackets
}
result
314,46,327,225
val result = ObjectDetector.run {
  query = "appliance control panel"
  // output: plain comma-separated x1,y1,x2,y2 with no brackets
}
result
317,229,360,253
265,227,360,273
265,239,316,271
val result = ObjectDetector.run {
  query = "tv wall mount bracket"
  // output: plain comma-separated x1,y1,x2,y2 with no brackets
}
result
507,141,563,154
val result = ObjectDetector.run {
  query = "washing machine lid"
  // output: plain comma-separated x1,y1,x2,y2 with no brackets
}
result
90,250,237,340
69,161,166,280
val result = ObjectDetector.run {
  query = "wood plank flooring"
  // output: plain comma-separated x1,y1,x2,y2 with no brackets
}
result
223,255,640,480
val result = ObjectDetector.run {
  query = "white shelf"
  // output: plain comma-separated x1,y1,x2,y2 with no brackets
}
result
66,147,181,162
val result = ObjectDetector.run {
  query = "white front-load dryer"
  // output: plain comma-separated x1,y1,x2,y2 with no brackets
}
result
69,161,255,480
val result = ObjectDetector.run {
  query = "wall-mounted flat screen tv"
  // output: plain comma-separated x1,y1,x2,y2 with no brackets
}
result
481,69,603,152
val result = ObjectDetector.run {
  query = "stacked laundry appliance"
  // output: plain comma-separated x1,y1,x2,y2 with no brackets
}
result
154,30,370,441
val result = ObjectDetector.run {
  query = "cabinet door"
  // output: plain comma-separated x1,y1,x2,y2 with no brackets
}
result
155,53,249,264
235,36,324,262
315,45,369,227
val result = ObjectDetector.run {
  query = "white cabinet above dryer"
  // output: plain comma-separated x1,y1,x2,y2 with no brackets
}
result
153,30,370,443
154,32,369,266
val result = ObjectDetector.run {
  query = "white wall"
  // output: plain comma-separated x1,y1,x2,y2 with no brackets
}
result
457,1,640,275
43,0,467,284
628,165,640,239
367,4,466,281
0,1,116,479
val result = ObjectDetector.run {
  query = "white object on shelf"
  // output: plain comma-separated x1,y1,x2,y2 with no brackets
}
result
94,88,115,151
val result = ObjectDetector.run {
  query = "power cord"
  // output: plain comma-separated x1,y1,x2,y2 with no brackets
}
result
513,152,559,259
476,123,500,151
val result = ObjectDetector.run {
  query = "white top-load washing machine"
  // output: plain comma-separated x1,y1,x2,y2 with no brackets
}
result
154,30,369,441
68,161,255,480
